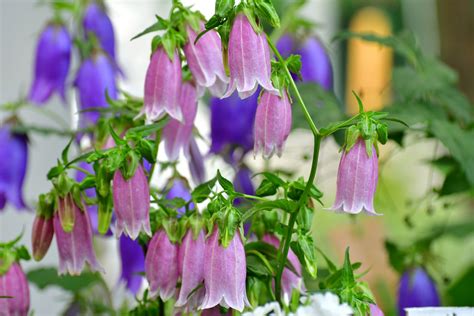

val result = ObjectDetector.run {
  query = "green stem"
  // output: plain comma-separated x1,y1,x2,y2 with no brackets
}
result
69,165,93,176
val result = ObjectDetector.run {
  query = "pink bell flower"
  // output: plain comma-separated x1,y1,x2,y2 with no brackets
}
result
145,230,179,300
31,215,54,261
141,47,182,122
112,164,152,240
254,89,292,158
200,227,248,312
0,263,30,315
184,24,228,97
53,199,103,275
370,304,384,316
331,138,379,215
224,13,277,99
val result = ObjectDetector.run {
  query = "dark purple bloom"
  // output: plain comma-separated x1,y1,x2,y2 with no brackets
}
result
277,34,333,91
398,267,441,315
210,91,258,155
0,263,30,315
188,138,206,184
0,126,28,211
166,179,194,216
28,23,71,105
83,2,116,61
233,167,255,207
119,235,145,295
74,52,118,129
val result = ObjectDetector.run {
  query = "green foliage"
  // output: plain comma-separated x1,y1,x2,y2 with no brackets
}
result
27,267,101,293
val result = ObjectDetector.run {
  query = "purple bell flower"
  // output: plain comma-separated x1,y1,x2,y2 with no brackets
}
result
119,235,145,295
0,127,28,211
184,23,228,97
0,263,30,315
188,138,206,184
83,2,116,62
112,164,151,240
145,230,179,300
28,23,71,105
254,89,292,159
53,198,103,275
162,82,197,161
262,234,305,299
141,47,182,122
176,229,206,308
224,13,277,99
200,227,248,312
75,52,118,129
31,215,54,261
166,179,194,216
398,267,441,315
210,91,258,155
276,34,333,91
330,138,379,215
370,304,384,316
233,167,255,208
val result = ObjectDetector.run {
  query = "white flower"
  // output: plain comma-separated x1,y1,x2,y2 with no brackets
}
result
243,302,283,316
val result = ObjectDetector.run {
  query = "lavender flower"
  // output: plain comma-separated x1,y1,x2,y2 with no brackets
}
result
370,304,384,316
28,23,71,104
224,13,277,98
330,138,379,215
166,179,194,216
398,267,440,315
145,230,179,300
200,227,248,312
53,198,103,275
83,2,116,61
141,47,182,122
31,215,54,261
112,164,151,240
254,89,292,159
188,138,206,184
0,263,30,315
184,23,228,97
0,127,28,211
119,235,145,295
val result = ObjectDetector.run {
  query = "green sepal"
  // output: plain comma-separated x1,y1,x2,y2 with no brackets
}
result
122,151,140,180
97,193,113,235
290,233,317,278
0,249,16,276
252,0,280,28
344,125,360,152
52,172,74,197
96,163,111,198
56,193,76,233
131,15,168,41
71,184,85,212
36,192,55,219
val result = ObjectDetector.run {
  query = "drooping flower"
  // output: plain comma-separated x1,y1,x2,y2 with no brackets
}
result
166,179,194,216
0,263,30,315
184,23,228,97
188,138,206,185
254,89,292,159
200,227,248,312
397,267,440,316
83,2,116,62
141,48,182,122
370,304,384,316
112,164,151,240
0,126,28,211
28,23,71,105
176,229,206,308
74,52,118,129
162,82,197,161
145,230,179,300
224,13,277,99
119,235,145,295
233,167,255,209
262,234,305,299
330,138,379,215
53,198,103,275
210,91,258,155
277,34,333,90
31,215,54,261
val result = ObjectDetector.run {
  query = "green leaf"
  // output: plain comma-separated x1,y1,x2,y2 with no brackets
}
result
215,0,235,17
255,179,278,197
126,118,168,137
446,265,474,306
138,139,156,164
27,267,101,293
217,170,234,193
253,0,280,27
191,177,217,203
342,247,355,285
61,138,74,164
47,165,63,180
131,16,167,41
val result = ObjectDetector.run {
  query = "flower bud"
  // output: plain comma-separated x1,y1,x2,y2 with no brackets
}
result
254,90,292,159
176,229,206,308
141,47,182,122
224,14,277,99
145,230,179,300
28,23,71,105
31,215,54,261
162,82,197,161
331,138,379,214
398,267,440,315
184,23,228,97
119,235,145,295
112,164,151,240
0,126,28,211
83,2,116,62
54,199,103,275
0,263,30,315
200,227,248,312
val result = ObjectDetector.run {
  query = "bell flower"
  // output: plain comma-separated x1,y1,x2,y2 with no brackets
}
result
370,304,384,316
0,263,30,315
200,227,248,312
141,47,182,122
166,179,194,216
187,138,206,185
31,215,54,261
83,2,117,62
145,230,179,300
224,13,277,99
119,235,145,295
330,138,379,215
28,23,71,105
184,23,228,97
253,90,292,159
112,164,151,240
